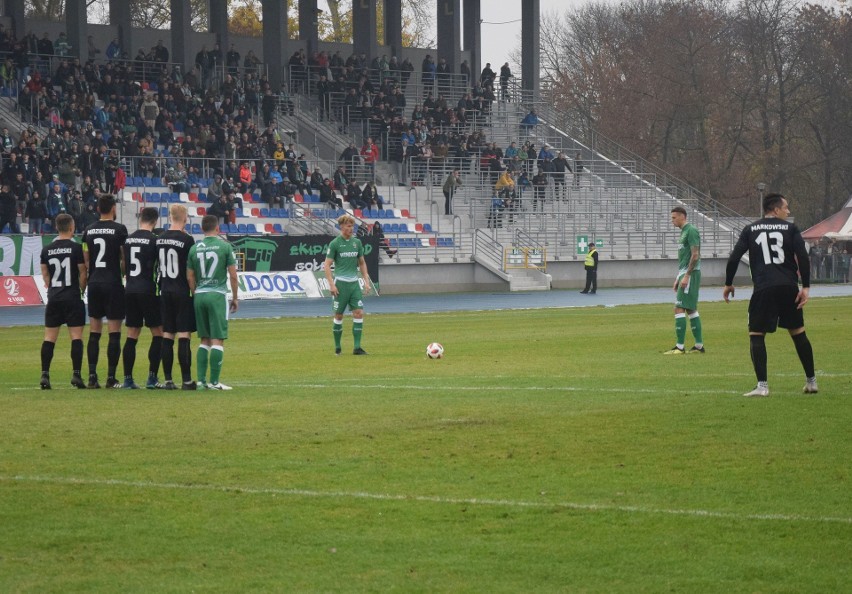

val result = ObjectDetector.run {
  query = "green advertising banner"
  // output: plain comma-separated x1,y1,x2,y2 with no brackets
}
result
228,234,380,285
0,235,63,276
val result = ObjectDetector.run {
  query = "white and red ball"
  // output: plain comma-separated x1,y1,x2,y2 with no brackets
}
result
426,342,444,359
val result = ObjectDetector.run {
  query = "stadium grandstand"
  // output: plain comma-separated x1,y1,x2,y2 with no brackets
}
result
0,2,751,294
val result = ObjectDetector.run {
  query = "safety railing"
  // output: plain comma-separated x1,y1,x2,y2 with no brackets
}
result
473,228,507,272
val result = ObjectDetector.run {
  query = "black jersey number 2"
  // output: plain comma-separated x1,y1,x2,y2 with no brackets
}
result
755,231,785,265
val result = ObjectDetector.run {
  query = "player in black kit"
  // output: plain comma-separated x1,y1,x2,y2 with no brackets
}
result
724,193,817,397
82,194,128,388
122,206,164,389
156,203,197,390
39,214,88,389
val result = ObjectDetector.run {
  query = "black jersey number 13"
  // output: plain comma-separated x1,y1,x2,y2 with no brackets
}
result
755,231,785,265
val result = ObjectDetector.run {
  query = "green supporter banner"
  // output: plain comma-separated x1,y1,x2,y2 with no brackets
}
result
228,234,380,287
0,235,64,276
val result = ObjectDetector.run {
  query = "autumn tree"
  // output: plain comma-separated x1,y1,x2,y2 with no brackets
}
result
320,0,435,48
227,0,299,38
540,0,852,225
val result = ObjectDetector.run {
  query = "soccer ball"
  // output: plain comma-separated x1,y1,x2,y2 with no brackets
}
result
426,342,444,359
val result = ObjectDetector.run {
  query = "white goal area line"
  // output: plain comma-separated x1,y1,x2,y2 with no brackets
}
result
2,475,850,525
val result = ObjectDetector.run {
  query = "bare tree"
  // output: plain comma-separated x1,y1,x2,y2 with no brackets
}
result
538,0,851,224
320,0,434,47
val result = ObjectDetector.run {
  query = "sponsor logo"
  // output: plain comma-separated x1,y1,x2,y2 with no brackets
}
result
239,273,305,293
4,277,20,297
230,237,278,272
290,242,328,256
294,259,325,271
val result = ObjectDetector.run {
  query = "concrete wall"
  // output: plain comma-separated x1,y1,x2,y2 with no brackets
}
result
378,258,750,294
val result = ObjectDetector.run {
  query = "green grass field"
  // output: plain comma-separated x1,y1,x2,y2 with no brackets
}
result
1,297,850,593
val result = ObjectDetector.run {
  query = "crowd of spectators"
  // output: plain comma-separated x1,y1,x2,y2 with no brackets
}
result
0,27,362,233
0,24,581,235
289,50,588,201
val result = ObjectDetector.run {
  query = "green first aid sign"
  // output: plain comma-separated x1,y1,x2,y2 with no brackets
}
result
577,236,603,254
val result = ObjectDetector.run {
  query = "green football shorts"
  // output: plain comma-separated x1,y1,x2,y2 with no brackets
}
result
332,280,364,314
194,292,229,339
675,270,701,311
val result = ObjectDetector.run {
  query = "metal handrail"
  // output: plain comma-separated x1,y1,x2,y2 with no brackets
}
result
473,228,506,271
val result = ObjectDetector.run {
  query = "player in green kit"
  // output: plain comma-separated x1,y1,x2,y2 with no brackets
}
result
324,214,373,355
187,215,239,390
664,206,705,354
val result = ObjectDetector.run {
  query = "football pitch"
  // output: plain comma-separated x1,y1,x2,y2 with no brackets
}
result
1,297,850,592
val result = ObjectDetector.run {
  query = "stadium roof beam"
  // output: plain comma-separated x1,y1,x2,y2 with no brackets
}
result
521,0,540,96
210,0,230,59
171,0,192,74
437,0,461,79
385,0,403,60
5,0,25,40
463,0,482,82
352,0,378,63
108,0,133,61
65,0,87,62
299,0,320,58
262,0,289,91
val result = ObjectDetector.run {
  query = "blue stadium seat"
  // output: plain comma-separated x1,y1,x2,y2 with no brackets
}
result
423,223,433,233
398,223,409,233
389,238,398,248
236,208,244,217
260,208,270,217
246,223,257,234
268,208,280,218
191,223,201,234
159,207,169,217
272,223,284,233
237,224,248,234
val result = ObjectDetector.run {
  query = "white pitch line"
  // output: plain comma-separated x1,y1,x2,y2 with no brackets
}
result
237,382,743,395
2,475,850,525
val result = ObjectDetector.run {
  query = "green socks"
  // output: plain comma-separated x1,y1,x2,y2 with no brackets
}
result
209,346,224,385
689,312,703,347
353,319,363,349
675,313,687,347
197,345,210,384
333,319,343,350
